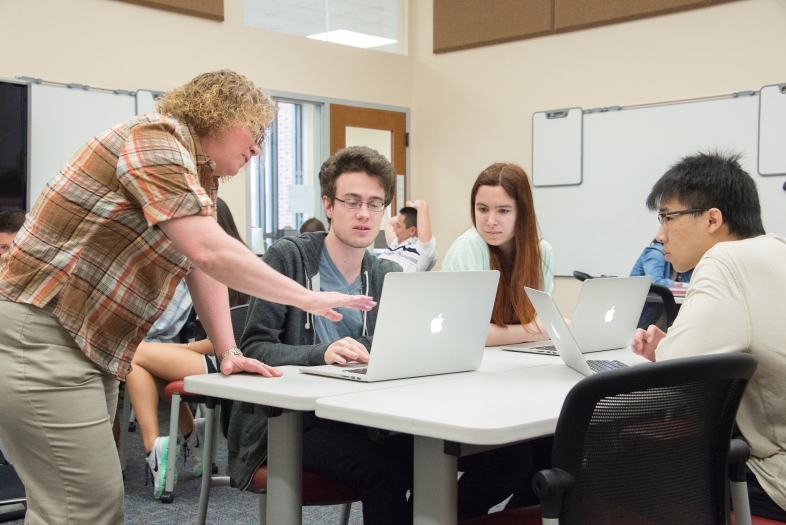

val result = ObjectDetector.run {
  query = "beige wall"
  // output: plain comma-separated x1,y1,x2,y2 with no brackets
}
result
0,0,412,240
408,0,786,312
3,0,785,311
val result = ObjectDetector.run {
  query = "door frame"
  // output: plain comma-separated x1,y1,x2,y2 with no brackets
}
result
247,89,411,243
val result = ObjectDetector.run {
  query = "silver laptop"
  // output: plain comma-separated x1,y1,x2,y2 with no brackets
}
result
524,287,629,376
502,276,651,355
300,271,499,382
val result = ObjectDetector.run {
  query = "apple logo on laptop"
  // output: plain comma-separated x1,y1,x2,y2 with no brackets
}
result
605,306,616,323
430,314,443,334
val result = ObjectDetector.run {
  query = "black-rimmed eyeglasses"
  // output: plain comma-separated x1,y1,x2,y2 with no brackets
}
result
335,197,386,213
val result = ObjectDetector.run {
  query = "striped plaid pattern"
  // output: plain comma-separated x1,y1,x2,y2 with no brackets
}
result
0,114,217,379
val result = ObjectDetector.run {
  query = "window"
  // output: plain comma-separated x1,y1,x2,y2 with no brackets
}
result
244,0,406,54
249,100,324,252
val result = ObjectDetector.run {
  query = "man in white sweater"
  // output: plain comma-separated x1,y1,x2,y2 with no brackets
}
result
631,152,786,521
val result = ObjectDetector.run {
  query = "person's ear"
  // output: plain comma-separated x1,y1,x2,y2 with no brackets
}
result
707,208,724,234
322,195,333,219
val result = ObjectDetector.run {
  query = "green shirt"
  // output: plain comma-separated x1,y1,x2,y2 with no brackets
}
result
441,227,554,294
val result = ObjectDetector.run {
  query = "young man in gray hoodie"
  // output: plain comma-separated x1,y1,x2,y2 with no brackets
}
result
228,146,530,524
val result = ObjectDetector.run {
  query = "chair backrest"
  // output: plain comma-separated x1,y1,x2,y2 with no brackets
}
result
551,353,757,525
229,304,249,344
221,304,250,438
573,271,594,282
648,283,678,328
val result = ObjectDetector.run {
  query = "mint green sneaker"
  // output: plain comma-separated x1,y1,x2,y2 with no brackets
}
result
146,436,178,499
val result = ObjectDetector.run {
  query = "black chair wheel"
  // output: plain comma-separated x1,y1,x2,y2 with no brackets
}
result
128,422,136,432
211,463,218,475
160,492,174,504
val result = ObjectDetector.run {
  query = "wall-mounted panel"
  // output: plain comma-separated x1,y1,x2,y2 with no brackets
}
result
434,0,740,53
116,0,223,21
433,0,553,54
554,0,707,32
0,81,27,211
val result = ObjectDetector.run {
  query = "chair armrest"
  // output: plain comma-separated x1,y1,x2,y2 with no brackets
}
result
532,468,575,520
729,439,752,525
729,439,750,482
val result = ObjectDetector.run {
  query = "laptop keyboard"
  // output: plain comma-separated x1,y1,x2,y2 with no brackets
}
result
587,360,629,373
344,368,368,375
532,345,557,355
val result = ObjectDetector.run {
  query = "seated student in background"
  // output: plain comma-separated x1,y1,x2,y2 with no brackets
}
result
0,209,25,256
126,197,250,499
631,239,694,329
442,162,554,347
228,147,531,525
631,152,786,522
300,216,326,233
378,199,438,272
630,239,693,286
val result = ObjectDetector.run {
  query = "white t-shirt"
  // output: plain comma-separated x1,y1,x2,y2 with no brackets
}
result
655,234,786,511
378,236,437,273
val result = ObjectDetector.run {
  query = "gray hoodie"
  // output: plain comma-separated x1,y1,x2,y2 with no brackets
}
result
226,232,401,490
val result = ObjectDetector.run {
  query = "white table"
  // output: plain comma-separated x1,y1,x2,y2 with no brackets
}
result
183,348,541,524
315,348,647,525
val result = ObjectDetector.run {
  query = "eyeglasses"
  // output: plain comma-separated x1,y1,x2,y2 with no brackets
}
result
335,197,386,213
657,208,709,227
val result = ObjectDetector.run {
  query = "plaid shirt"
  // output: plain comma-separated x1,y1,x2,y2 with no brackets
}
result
0,114,217,379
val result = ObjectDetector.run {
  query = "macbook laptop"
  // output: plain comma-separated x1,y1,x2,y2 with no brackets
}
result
300,271,499,382
524,287,629,376
502,276,651,355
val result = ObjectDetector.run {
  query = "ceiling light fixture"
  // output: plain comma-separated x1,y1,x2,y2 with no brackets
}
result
307,29,396,49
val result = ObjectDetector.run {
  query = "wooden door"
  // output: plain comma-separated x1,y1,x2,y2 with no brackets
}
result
329,104,407,212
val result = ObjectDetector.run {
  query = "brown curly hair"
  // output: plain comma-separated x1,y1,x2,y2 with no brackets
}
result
156,69,277,144
319,146,397,206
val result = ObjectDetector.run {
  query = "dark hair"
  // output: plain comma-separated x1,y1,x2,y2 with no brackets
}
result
215,198,250,306
646,152,764,239
471,163,543,329
0,209,25,233
398,206,417,230
319,146,396,212
299,217,326,233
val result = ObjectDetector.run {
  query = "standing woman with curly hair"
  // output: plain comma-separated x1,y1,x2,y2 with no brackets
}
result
442,162,554,346
0,70,374,523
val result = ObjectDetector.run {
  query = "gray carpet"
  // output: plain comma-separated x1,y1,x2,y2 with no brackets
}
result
5,399,511,524
5,400,363,525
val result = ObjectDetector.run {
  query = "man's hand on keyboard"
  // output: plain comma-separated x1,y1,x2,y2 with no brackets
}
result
325,337,370,365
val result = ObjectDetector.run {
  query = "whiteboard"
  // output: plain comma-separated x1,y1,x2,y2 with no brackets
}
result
532,95,786,276
758,84,786,176
532,108,582,187
29,84,136,208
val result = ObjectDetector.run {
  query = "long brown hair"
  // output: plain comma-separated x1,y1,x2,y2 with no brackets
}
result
216,198,250,307
470,163,543,329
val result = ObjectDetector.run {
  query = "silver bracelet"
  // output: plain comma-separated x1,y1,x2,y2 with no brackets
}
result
217,347,242,363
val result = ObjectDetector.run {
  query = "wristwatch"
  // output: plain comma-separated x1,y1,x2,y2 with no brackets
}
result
217,347,243,363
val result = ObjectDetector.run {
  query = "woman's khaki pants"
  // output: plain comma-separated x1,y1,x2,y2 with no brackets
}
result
0,301,123,524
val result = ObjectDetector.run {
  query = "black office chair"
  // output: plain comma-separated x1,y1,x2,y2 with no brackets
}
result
637,283,679,331
460,353,758,525
572,270,593,282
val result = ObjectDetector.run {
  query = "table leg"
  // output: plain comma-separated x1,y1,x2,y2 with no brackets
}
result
414,436,457,525
267,410,303,525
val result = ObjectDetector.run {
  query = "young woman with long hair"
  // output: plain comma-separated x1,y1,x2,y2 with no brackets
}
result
125,198,250,497
442,162,554,346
